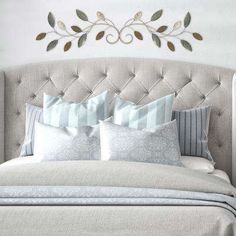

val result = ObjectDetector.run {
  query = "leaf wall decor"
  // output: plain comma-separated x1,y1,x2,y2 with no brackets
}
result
36,9,203,52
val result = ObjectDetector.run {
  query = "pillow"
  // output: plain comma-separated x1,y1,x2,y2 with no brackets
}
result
20,104,43,156
180,156,215,173
34,122,100,161
112,94,174,129
172,106,213,161
43,91,110,128
100,120,182,166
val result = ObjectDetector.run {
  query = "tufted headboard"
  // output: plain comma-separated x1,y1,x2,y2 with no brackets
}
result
0,58,236,183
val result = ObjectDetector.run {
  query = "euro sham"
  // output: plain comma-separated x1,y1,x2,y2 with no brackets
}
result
112,94,174,129
100,120,182,166
43,91,110,128
172,106,213,161
20,104,43,156
34,122,100,161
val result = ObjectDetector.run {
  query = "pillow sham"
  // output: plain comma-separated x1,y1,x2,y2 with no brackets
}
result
43,90,110,128
34,122,101,161
172,106,213,161
112,94,174,129
20,104,43,156
180,156,214,173
100,120,182,166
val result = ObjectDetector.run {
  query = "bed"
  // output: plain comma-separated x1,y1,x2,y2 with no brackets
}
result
0,58,236,235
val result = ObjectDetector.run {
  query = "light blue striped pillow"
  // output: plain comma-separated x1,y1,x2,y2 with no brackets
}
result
43,91,110,128
112,94,174,129
172,106,213,161
20,104,43,156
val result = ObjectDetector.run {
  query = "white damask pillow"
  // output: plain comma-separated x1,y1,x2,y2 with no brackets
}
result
100,120,182,166
34,122,101,161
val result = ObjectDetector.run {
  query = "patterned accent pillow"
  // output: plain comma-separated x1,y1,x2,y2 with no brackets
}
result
34,122,101,161
20,104,43,156
172,106,213,161
43,91,110,128
112,94,174,129
100,120,182,166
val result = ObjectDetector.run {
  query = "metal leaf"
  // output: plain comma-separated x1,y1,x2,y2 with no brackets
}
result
96,31,105,40
78,34,87,47
76,9,88,21
134,11,142,20
36,33,46,40
134,31,143,40
71,26,82,33
152,34,161,47
151,10,163,21
97,11,105,21
193,33,203,40
48,12,55,28
167,41,175,52
173,21,182,30
64,41,72,52
157,26,168,33
181,40,192,51
46,40,58,51
57,21,66,31
184,12,191,28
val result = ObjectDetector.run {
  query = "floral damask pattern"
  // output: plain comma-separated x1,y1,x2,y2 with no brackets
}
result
36,9,203,52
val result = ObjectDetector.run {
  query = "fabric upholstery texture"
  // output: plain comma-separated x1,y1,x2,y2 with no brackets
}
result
43,91,110,127
20,104,43,156
100,120,182,166
113,94,174,129
34,122,101,161
0,72,4,164
1,58,235,181
172,106,212,160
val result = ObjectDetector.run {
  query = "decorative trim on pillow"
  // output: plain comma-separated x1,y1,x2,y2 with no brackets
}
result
100,120,182,166
20,104,43,156
113,94,174,129
43,91,110,128
172,106,213,161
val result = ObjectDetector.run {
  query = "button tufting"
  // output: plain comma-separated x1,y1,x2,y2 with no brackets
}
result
144,90,149,95
115,89,121,94
218,142,222,148
218,111,222,116
201,95,206,100
174,91,178,97
160,75,164,80
46,77,51,81
217,81,221,86
16,111,21,116
59,91,65,96
189,78,192,82
74,74,79,79
30,94,36,99
16,142,21,147
17,79,22,85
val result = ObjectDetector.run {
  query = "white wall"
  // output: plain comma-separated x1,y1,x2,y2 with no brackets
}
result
0,0,236,70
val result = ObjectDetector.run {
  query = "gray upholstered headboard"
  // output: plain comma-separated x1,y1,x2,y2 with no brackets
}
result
0,58,236,183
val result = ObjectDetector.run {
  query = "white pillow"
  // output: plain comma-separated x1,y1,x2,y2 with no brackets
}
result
181,156,215,173
34,122,101,161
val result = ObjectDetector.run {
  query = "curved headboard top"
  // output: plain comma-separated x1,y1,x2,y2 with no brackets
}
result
0,58,235,181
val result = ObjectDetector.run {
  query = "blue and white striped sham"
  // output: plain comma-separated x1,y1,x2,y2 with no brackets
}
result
172,106,213,161
20,104,43,156
43,91,111,128
112,94,174,129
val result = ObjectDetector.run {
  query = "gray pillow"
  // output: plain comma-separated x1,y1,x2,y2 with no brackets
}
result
100,120,182,166
172,106,213,161
20,104,43,156
34,122,101,161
